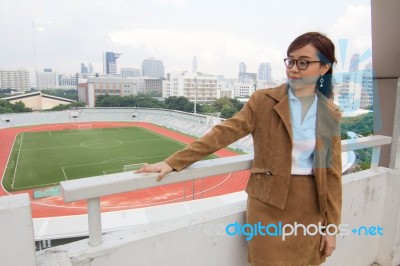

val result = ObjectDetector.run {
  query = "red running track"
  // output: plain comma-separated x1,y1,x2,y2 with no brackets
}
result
0,122,249,218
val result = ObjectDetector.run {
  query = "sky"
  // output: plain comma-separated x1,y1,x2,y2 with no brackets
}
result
0,0,372,84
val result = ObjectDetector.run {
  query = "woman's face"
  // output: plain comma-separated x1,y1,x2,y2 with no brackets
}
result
286,44,330,90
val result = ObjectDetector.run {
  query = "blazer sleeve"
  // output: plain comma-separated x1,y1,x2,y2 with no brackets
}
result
164,91,259,171
325,117,343,227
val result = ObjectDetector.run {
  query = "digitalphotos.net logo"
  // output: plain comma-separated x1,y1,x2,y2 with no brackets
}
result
188,220,383,241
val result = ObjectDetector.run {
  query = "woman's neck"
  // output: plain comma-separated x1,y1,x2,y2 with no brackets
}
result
290,85,316,97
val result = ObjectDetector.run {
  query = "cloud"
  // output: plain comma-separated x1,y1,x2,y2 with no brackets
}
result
329,5,372,70
155,0,186,8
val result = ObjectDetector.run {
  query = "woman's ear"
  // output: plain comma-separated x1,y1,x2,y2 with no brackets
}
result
321,63,331,76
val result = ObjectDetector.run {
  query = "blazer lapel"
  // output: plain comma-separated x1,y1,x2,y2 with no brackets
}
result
268,84,293,143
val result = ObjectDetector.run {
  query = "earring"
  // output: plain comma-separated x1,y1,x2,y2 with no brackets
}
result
319,76,324,87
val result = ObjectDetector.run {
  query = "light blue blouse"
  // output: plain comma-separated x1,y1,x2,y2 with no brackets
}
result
288,88,318,175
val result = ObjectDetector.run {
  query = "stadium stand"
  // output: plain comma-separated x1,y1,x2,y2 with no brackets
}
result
0,108,254,153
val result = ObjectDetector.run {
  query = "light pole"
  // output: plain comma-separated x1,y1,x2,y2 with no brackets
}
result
194,74,197,114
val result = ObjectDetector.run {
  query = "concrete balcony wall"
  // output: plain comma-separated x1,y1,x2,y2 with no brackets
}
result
35,168,400,266
0,194,36,266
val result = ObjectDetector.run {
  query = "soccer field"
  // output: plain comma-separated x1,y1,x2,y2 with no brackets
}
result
3,126,201,192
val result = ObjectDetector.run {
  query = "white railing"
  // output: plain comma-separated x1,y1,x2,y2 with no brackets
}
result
60,135,392,247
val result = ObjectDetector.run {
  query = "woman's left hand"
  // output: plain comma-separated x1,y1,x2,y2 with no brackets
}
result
320,233,336,257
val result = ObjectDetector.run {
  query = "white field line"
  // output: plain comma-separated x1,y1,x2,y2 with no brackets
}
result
62,155,168,170
1,133,19,195
14,182,59,190
11,133,24,189
48,131,52,136
139,127,187,148
61,167,68,181
21,144,82,151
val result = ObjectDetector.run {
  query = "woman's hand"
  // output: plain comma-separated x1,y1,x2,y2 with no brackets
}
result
320,233,336,257
135,161,173,182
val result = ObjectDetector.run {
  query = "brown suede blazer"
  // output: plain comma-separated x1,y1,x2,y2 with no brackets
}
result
165,84,342,227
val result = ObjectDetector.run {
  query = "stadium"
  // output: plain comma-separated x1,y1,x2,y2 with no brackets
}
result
0,108,254,245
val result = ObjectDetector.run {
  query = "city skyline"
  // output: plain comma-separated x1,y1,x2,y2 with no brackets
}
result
0,0,371,84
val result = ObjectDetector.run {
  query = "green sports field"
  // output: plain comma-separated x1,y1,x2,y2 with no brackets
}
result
3,126,202,192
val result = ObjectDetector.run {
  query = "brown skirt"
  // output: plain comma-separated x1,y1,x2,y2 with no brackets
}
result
246,175,326,266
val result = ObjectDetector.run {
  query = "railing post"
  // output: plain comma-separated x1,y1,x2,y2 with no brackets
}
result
88,198,102,246
371,146,381,170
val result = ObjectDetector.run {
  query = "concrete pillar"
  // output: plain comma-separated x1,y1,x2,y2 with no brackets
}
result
0,194,36,266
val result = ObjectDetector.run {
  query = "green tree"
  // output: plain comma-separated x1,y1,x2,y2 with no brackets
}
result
48,102,85,111
0,100,32,114
220,104,236,118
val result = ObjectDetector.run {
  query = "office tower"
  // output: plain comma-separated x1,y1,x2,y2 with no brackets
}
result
192,56,198,73
349,53,360,72
142,58,165,78
239,62,246,73
103,52,121,75
258,63,272,82
81,63,88,74
88,63,93,74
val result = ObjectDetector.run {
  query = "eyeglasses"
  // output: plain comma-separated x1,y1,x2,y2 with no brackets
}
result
283,58,321,70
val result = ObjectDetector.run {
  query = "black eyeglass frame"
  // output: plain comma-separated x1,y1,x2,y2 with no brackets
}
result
283,58,321,70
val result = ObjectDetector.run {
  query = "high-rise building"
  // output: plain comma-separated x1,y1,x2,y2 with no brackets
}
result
120,68,142,78
258,63,272,82
88,63,93,74
239,62,246,73
142,58,165,78
36,69,59,90
103,52,121,75
238,62,256,82
349,54,360,72
0,69,30,91
81,63,88,74
192,56,198,73
361,61,373,109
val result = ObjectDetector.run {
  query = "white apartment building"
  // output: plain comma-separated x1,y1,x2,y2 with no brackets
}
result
0,69,30,91
335,82,362,113
233,81,256,98
36,71,59,90
120,68,141,78
59,74,78,89
163,72,218,103
78,77,144,107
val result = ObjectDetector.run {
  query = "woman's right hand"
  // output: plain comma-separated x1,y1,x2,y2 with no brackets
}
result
135,161,173,182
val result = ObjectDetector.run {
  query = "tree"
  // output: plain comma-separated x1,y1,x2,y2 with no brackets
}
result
220,104,236,118
0,100,32,114
164,96,192,111
48,102,85,111
213,97,233,111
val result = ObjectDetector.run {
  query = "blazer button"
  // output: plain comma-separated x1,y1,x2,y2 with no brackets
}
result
256,174,262,180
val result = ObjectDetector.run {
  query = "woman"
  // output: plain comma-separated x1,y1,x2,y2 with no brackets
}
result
136,32,342,266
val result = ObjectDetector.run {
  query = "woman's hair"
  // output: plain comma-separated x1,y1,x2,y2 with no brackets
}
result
287,32,337,99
